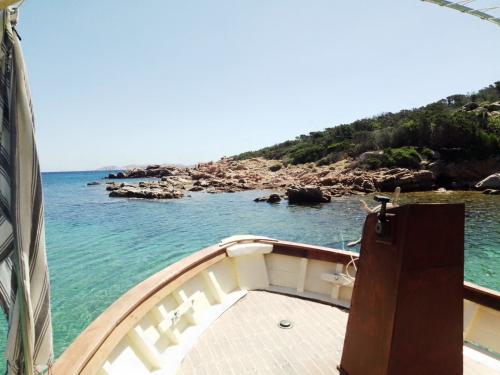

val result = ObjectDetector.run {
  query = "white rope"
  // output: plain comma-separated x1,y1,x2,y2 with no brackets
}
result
345,253,358,281
338,231,358,283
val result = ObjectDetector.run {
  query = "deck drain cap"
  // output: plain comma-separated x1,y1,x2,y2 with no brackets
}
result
278,319,292,329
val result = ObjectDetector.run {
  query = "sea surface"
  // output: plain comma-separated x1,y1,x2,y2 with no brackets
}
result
0,171,499,367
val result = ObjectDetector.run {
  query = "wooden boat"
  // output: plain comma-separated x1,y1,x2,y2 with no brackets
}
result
52,230,500,374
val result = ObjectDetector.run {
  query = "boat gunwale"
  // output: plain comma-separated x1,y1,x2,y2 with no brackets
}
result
464,281,500,311
51,243,226,374
51,238,500,374
52,239,357,374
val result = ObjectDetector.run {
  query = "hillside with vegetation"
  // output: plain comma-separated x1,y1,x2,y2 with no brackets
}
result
110,82,500,200
235,82,500,170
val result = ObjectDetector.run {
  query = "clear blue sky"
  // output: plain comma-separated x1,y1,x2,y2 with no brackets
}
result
18,0,500,171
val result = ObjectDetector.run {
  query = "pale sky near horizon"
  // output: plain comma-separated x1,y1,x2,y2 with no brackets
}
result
17,0,500,171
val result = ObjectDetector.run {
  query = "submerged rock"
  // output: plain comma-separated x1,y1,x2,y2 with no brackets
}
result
254,196,268,202
87,181,100,186
254,194,283,203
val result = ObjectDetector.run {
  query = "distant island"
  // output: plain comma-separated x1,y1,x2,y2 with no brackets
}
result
99,82,500,202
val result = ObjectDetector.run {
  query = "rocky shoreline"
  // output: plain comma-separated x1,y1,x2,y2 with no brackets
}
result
97,157,500,203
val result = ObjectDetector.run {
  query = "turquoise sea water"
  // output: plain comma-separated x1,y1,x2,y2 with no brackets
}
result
0,171,499,367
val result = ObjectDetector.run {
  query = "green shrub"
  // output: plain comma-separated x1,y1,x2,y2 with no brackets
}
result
420,147,435,160
488,116,500,136
316,152,348,166
359,147,421,170
289,144,324,164
327,141,351,153
231,81,500,165
386,147,422,169
316,158,330,167
359,156,385,170
439,148,467,162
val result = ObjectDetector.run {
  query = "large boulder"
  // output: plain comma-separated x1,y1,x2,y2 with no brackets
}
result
158,168,174,177
377,170,435,192
269,164,282,172
145,169,160,177
360,179,376,193
430,158,500,188
287,186,331,204
319,176,335,186
146,168,173,178
109,184,184,199
358,151,383,161
105,182,126,191
129,168,147,178
486,102,500,112
191,171,213,180
475,173,500,190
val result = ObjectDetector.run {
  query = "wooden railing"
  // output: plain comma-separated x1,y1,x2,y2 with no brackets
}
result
52,239,500,374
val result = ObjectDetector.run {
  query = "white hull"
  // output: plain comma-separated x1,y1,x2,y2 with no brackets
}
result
53,236,500,375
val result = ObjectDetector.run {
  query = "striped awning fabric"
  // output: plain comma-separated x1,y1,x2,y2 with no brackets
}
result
0,9,53,375
0,2,19,11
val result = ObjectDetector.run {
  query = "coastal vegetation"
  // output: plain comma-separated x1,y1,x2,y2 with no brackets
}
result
105,82,500,200
234,82,500,169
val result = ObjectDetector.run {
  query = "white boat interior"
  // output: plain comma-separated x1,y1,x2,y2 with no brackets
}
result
52,236,500,375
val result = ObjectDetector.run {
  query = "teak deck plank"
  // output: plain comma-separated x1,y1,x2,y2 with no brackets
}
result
178,291,499,375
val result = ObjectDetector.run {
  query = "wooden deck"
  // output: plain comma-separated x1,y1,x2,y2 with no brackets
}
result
178,291,500,375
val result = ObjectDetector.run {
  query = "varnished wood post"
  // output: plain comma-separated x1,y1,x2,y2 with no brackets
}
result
339,204,464,375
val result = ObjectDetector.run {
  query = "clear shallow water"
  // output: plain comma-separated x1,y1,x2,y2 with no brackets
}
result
0,171,499,367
